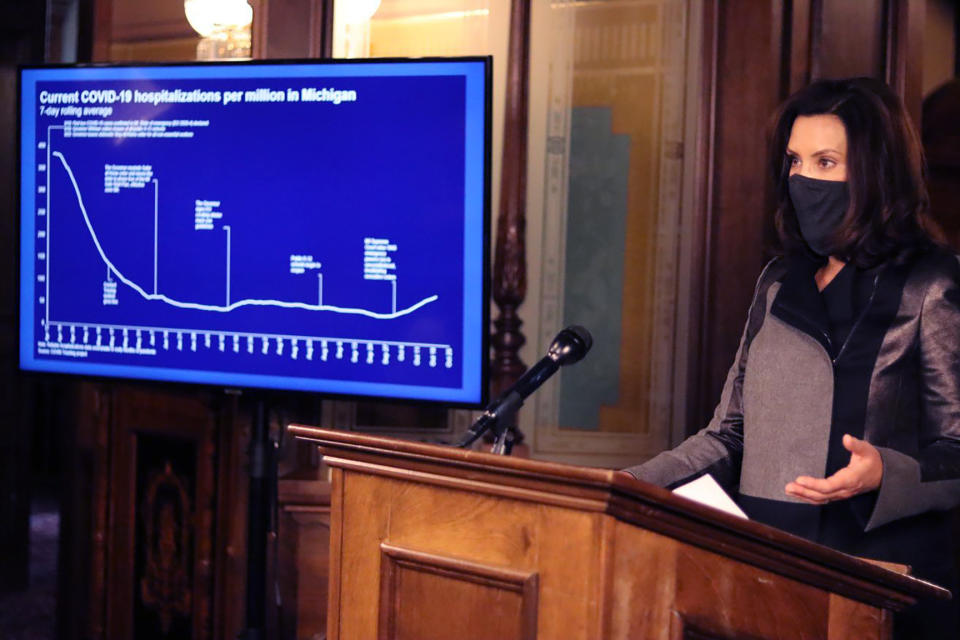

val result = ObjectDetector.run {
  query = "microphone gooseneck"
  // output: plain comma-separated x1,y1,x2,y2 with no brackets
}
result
458,325,593,451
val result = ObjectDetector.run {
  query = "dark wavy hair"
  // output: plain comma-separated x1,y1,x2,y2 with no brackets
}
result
769,77,933,267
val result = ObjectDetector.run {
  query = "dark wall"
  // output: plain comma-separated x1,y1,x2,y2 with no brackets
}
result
0,0,46,594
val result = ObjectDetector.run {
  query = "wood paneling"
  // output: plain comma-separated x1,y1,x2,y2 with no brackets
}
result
330,470,607,640
923,79,960,249
884,0,925,125
607,527,676,639
296,427,937,640
378,543,538,640
813,0,886,80
827,593,892,640
58,383,250,640
272,478,332,640
292,426,946,609
251,0,331,60
697,1,783,429
79,0,113,62
674,545,828,639
102,385,218,640
785,0,813,94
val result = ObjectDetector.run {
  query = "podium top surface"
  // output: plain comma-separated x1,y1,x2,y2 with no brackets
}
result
289,424,950,610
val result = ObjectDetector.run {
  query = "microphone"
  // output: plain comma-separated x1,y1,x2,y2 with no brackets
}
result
458,325,593,449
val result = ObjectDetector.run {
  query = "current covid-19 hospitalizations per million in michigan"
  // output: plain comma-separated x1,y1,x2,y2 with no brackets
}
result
20,65,486,402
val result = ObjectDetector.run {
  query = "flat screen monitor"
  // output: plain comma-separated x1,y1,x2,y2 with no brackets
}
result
19,58,490,406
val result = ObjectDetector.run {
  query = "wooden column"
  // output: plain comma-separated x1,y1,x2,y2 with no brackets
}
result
491,0,531,429
251,0,332,60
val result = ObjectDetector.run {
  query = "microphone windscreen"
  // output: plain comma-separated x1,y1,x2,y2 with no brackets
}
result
566,325,593,353
549,325,593,365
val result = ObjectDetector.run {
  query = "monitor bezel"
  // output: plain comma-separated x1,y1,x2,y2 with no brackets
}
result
16,56,492,409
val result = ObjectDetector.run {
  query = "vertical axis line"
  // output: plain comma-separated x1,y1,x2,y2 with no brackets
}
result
224,225,231,306
391,279,397,314
45,127,51,328
318,272,323,305
153,178,158,294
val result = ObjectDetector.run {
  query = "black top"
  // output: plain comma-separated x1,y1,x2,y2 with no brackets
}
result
816,262,880,550
820,262,857,354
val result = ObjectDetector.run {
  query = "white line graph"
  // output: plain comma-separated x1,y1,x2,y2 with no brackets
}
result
50,151,439,320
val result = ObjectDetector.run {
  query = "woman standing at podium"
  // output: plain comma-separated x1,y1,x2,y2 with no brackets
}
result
624,77,960,638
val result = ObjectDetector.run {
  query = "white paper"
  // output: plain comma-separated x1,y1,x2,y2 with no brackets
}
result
673,474,748,520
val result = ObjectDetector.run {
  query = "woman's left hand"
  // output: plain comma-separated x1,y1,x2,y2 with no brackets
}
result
785,434,883,504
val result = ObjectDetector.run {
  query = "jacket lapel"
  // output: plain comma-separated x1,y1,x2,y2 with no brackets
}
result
770,254,833,357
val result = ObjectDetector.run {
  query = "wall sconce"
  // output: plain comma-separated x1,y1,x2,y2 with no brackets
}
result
184,0,253,60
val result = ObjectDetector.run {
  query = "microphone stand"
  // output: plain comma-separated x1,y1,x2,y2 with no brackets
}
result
457,390,524,454
490,419,516,455
458,326,593,455
240,397,277,640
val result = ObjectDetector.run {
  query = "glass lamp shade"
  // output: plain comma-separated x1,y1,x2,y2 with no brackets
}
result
184,0,253,37
338,0,382,24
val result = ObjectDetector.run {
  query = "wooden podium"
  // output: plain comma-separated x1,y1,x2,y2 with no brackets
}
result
289,425,948,640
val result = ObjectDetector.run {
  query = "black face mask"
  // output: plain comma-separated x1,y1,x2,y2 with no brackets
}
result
788,174,849,257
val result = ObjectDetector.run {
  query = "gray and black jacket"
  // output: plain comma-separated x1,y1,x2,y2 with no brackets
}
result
625,248,960,578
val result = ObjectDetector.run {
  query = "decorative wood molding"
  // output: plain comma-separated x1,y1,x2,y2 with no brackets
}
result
491,0,532,412
378,543,538,640
884,0,924,124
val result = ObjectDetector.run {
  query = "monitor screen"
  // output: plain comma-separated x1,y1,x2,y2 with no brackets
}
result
19,58,489,406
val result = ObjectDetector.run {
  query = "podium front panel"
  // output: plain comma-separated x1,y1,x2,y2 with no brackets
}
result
289,427,944,640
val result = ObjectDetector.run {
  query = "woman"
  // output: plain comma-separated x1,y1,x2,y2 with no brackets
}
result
624,77,960,637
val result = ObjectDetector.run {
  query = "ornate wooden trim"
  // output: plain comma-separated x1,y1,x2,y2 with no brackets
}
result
378,543,538,640
491,0,532,409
